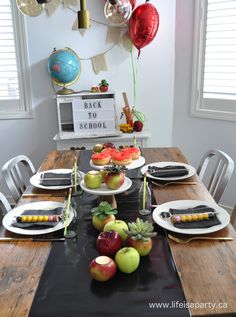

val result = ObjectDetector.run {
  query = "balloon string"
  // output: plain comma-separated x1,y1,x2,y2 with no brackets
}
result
137,49,141,59
130,45,137,108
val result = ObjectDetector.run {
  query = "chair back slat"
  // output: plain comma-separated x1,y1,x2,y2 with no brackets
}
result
9,168,23,201
197,149,234,203
2,155,35,203
231,205,236,229
0,192,11,216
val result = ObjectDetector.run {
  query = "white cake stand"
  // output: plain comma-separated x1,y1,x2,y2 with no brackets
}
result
89,156,145,170
80,177,132,208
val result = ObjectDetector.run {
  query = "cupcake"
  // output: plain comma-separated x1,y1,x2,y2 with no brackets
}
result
111,150,132,166
91,151,111,165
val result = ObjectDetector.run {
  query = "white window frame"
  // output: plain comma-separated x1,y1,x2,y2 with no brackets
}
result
191,0,236,121
0,0,32,119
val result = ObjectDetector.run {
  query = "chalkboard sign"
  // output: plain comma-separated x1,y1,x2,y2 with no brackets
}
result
72,97,116,133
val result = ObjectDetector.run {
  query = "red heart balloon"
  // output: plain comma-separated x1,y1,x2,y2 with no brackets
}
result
129,2,159,57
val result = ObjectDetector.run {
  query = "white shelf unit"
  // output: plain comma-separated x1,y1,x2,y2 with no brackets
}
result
54,91,151,150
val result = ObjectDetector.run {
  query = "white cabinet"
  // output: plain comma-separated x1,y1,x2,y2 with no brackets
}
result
53,91,151,150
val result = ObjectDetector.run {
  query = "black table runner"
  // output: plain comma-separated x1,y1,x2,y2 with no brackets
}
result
29,150,189,317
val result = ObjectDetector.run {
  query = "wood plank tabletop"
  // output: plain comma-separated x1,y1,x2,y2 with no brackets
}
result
0,148,235,317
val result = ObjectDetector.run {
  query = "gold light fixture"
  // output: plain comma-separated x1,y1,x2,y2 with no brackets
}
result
78,0,90,29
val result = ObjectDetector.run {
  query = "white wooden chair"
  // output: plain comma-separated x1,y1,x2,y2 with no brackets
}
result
2,155,36,203
197,149,234,203
0,192,11,216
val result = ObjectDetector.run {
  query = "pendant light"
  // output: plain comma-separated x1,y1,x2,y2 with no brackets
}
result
16,0,52,17
78,0,90,29
104,0,132,27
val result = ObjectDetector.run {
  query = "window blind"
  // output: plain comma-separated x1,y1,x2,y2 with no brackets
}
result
203,0,236,100
0,0,19,102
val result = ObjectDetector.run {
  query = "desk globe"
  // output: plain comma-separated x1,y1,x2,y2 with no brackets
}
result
48,47,81,95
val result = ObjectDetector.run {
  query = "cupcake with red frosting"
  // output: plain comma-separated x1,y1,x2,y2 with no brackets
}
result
111,150,132,166
91,151,111,165
102,148,116,156
121,147,141,160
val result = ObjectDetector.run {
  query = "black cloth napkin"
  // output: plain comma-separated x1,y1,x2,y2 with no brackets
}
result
148,165,188,178
12,207,63,229
40,172,72,186
169,205,221,229
29,150,190,317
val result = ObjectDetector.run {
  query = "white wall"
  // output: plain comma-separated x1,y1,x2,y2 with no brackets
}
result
173,0,236,208
0,0,176,199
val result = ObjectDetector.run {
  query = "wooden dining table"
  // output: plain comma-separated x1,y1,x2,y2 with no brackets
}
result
0,147,236,317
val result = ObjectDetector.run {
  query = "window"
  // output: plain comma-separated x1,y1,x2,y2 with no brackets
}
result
191,0,236,121
0,0,32,119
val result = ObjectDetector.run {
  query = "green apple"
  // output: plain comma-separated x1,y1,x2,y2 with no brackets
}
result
93,144,104,153
92,214,116,231
99,169,107,183
115,247,140,273
103,220,128,241
84,171,102,189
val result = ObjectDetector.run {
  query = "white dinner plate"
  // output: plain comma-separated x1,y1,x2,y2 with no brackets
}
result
30,169,84,190
152,200,230,235
80,177,132,196
90,156,146,170
2,201,73,235
141,162,196,181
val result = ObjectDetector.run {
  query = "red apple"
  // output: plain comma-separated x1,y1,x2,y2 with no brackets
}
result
133,121,143,132
103,142,115,149
104,172,125,190
127,236,153,256
89,256,116,282
96,230,123,256
99,85,108,92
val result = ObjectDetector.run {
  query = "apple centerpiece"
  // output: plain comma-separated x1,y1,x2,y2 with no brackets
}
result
84,170,102,189
89,256,116,282
96,231,123,256
115,247,140,274
103,219,128,241
124,218,157,256
103,165,126,190
91,201,118,231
